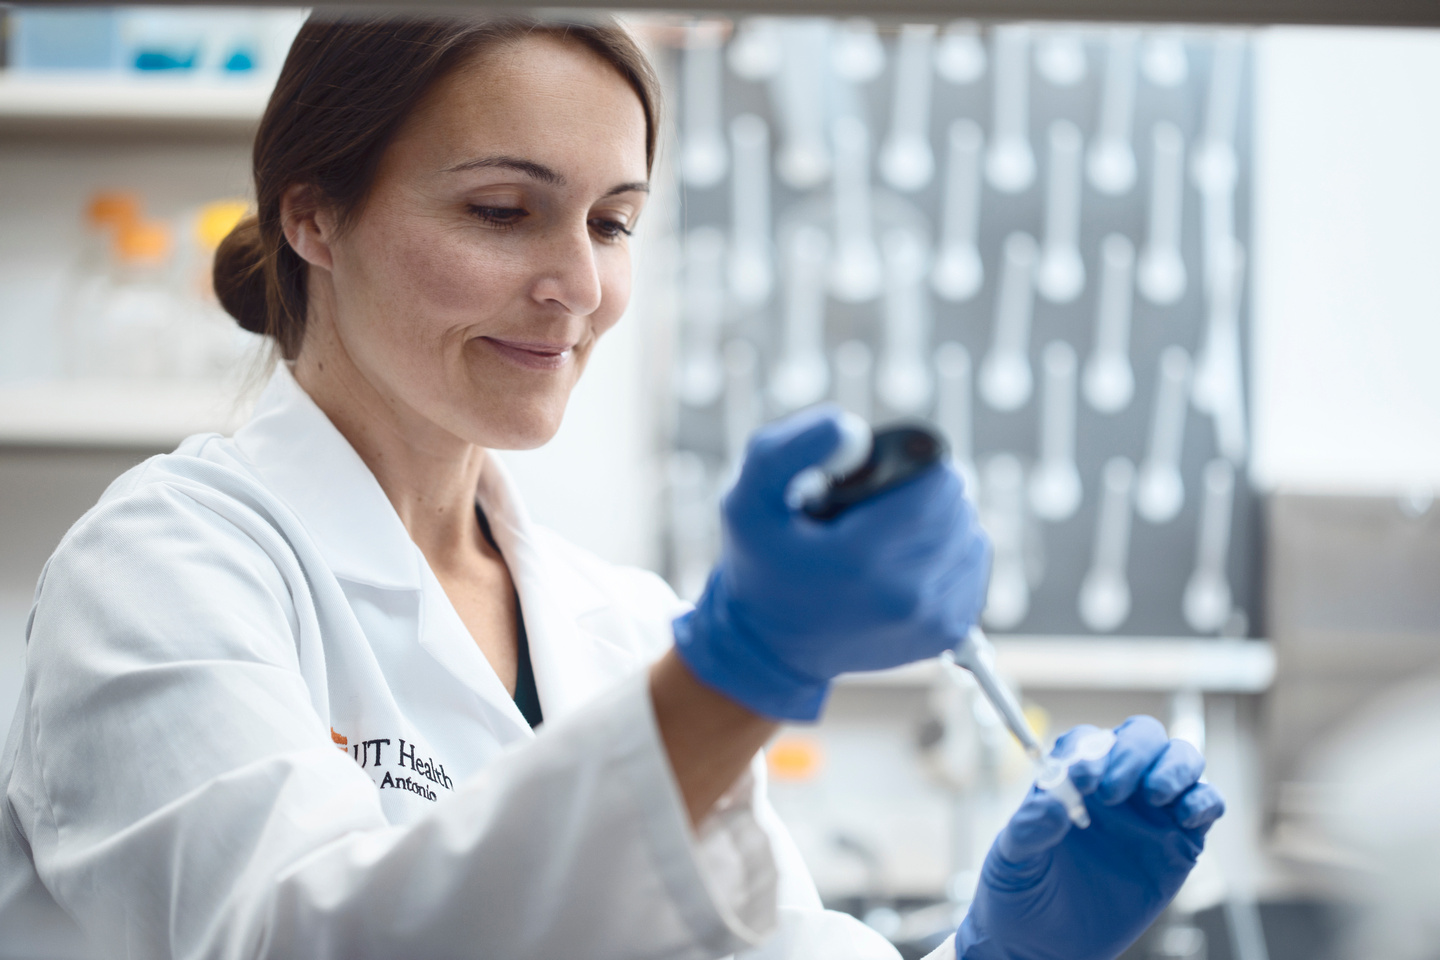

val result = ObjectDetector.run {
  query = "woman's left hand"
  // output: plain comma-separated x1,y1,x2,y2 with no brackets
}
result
956,716,1226,960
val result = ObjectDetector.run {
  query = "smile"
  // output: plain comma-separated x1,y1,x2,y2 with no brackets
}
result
482,337,574,371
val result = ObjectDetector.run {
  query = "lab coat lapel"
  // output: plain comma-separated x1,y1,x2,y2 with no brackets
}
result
477,458,647,724
237,366,643,733
233,364,423,592
414,563,536,742
236,366,532,739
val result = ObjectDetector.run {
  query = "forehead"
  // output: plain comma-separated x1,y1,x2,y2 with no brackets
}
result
389,34,649,185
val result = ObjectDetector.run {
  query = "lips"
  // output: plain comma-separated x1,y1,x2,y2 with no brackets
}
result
483,337,574,371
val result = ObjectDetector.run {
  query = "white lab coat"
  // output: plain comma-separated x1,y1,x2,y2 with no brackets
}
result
0,365,954,960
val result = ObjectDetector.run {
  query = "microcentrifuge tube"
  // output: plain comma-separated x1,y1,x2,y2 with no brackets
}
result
1035,728,1117,828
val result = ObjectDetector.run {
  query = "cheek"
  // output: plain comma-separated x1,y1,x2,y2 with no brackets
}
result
340,213,524,339
591,252,633,339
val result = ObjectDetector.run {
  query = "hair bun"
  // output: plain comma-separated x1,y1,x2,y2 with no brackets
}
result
212,215,269,335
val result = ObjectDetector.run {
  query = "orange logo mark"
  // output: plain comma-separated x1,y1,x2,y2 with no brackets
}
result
767,736,824,782
331,728,348,751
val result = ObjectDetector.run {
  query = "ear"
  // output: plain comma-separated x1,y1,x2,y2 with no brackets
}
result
280,183,338,272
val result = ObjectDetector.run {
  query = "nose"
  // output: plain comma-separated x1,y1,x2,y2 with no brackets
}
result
529,219,604,317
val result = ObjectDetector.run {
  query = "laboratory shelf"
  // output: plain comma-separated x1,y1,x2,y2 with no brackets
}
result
0,73,271,134
839,636,1277,694
0,379,254,448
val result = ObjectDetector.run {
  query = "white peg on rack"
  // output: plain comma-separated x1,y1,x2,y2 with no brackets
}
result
1183,458,1236,633
829,115,884,303
1141,31,1188,87
979,232,1038,411
880,24,938,192
1083,234,1137,414
775,21,831,190
1036,120,1086,304
877,228,933,415
1193,239,1248,464
833,339,874,422
1136,346,1193,524
723,339,761,476
982,454,1031,631
667,452,717,603
936,21,986,85
1194,34,1245,301
932,119,985,302
728,114,774,308
832,18,886,83
678,226,727,407
986,25,1036,194
935,341,978,496
769,225,831,412
1078,456,1136,632
1029,341,1083,522
1086,29,1140,196
727,18,783,81
1036,29,1087,86
1137,122,1188,306
681,23,728,189
1193,33,1244,199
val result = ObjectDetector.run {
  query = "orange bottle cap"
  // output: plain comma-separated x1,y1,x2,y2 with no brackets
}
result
115,220,173,266
86,192,141,231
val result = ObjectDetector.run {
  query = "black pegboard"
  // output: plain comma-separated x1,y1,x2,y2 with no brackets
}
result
665,22,1257,639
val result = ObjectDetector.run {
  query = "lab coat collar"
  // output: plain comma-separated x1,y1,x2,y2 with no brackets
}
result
476,457,639,723
233,364,425,592
473,459,609,623
233,365,639,726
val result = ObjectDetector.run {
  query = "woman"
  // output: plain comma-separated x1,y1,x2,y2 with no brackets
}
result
0,14,1223,960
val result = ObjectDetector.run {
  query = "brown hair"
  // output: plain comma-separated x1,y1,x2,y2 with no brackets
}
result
214,13,661,359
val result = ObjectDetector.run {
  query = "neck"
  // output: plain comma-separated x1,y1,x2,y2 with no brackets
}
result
292,310,486,565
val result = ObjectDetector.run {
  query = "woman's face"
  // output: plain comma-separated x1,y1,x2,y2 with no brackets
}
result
312,36,650,450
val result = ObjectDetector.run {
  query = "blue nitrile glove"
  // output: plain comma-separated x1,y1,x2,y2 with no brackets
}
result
956,716,1227,960
672,405,991,721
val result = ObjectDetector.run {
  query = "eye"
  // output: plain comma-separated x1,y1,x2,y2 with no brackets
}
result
589,217,633,242
469,205,528,228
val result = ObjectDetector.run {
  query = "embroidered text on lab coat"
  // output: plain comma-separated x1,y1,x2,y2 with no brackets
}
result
338,733,455,802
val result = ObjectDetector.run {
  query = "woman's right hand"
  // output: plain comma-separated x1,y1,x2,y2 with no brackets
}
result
672,406,991,721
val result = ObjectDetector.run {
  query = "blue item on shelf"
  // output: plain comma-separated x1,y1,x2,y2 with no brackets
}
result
9,9,121,71
120,9,204,74
223,48,257,73
133,50,197,72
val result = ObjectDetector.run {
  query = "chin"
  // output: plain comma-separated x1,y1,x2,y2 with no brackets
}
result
467,398,567,451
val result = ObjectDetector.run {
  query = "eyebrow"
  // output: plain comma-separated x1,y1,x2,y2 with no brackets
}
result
444,154,649,197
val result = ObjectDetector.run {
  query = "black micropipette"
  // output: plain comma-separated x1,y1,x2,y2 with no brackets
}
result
800,419,1045,761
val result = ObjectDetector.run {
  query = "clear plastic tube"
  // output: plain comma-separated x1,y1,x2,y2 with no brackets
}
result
1034,728,1117,828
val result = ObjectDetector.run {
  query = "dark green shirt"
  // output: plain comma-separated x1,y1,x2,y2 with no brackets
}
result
476,505,543,729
